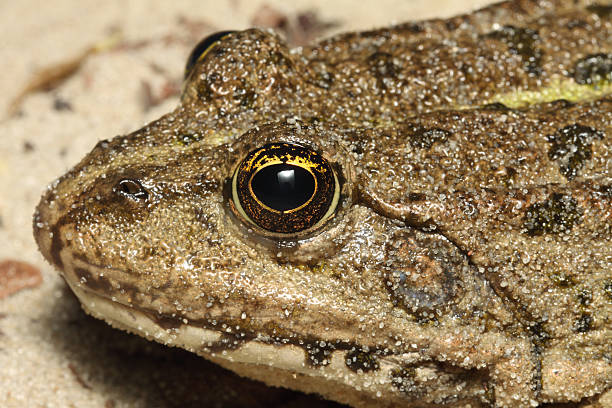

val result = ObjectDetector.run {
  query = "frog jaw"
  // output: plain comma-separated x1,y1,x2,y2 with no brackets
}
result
64,273,408,408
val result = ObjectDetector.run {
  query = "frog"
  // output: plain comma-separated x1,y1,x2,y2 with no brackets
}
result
32,0,611,407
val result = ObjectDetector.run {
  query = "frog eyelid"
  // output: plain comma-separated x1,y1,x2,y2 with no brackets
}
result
184,30,237,80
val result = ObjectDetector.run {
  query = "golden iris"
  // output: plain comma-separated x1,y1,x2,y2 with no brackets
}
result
231,143,339,234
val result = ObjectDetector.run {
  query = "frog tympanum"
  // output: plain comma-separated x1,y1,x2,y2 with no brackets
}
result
34,0,611,407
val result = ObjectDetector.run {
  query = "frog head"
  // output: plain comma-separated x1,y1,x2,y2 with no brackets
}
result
32,29,507,406
33,18,612,407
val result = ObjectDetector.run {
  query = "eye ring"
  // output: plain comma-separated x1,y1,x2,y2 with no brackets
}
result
231,143,340,235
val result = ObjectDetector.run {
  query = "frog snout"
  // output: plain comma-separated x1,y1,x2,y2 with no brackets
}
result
32,176,80,271
33,184,62,269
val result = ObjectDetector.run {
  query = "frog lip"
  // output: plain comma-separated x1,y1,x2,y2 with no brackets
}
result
54,255,175,327
65,276,398,400
62,275,226,347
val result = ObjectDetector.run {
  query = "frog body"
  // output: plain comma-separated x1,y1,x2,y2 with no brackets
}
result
34,0,611,407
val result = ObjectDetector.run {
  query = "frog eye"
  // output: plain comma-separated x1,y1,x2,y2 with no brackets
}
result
231,143,340,235
184,30,236,80
114,179,148,201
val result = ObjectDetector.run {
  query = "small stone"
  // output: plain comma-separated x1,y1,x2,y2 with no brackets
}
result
0,260,43,299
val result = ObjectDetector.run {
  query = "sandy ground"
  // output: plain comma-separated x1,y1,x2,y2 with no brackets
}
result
0,1,498,407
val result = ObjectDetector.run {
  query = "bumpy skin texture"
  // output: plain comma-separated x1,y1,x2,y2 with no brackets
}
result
34,1,611,407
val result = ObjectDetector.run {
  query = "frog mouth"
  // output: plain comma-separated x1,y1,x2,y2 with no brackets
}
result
41,230,417,404
61,265,403,404
64,275,221,342
51,251,246,349
36,208,514,406
48,244,401,385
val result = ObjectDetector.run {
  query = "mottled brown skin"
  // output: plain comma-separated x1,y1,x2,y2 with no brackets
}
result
34,1,611,407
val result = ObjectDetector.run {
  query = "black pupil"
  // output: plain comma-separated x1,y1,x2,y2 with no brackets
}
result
251,164,315,212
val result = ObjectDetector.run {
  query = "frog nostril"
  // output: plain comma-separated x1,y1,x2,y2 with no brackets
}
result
114,178,148,201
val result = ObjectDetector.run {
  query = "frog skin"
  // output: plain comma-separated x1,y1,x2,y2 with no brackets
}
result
33,0,611,407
